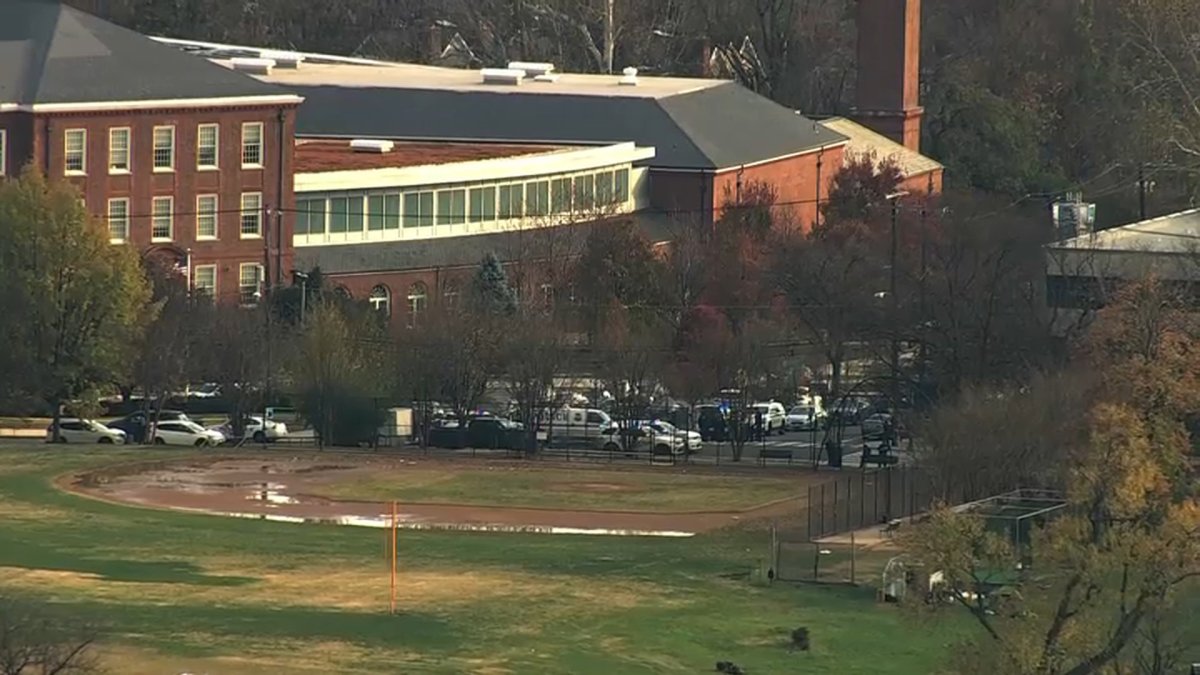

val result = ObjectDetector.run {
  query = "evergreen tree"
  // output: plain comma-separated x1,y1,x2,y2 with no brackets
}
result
468,252,517,316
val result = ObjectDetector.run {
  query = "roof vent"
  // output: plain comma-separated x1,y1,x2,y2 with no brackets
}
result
259,50,304,69
507,61,555,77
481,68,525,85
230,57,276,74
618,67,639,86
350,139,395,153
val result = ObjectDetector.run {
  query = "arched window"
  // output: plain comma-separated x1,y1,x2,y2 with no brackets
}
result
442,280,460,308
369,285,391,316
334,286,351,300
407,282,428,327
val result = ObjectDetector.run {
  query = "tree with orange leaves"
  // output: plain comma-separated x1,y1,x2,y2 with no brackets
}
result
901,277,1200,675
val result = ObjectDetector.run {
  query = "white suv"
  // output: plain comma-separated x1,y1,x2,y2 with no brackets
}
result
753,402,787,435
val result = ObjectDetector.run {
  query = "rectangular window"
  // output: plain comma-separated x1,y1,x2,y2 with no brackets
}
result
596,171,614,205
152,126,175,170
347,196,364,232
384,193,401,229
151,196,173,241
403,191,434,228
192,265,216,300
196,194,218,239
436,188,467,225
615,168,630,202
551,177,572,214
240,192,262,237
197,123,219,169
499,183,524,219
329,196,348,233
241,122,263,167
468,186,496,223
106,198,129,243
238,263,263,305
526,180,550,216
0,129,6,176
108,128,130,173
64,129,86,174
574,174,595,211
367,195,386,231
295,198,326,236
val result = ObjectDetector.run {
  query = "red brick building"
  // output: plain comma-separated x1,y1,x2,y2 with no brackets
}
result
0,0,302,303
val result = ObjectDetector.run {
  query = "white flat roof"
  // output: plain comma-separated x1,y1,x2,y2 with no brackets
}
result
820,117,943,178
1048,208,1200,255
210,59,725,99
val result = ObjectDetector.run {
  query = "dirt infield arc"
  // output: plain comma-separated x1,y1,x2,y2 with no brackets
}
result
66,455,820,536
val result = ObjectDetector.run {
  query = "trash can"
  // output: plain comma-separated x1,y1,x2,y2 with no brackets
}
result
826,440,842,468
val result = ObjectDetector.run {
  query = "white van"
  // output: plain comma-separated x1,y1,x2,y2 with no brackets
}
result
548,407,616,447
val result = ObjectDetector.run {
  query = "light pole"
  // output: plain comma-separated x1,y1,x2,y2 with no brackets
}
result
886,192,908,427
293,270,310,323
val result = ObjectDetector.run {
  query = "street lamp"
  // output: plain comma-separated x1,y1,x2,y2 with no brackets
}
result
293,270,310,323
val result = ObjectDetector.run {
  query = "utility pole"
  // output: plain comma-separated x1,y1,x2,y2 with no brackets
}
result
604,0,615,74
886,192,908,431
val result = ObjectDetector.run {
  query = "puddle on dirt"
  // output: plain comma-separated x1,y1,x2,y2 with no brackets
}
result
246,483,297,505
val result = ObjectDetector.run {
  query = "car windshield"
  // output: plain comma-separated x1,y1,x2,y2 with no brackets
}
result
179,421,205,433
654,421,677,433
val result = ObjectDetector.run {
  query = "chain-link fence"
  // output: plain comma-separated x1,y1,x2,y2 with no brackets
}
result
805,467,947,541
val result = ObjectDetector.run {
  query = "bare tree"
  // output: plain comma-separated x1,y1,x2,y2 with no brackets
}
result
0,595,99,675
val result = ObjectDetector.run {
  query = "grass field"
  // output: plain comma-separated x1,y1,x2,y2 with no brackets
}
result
314,465,804,512
0,445,973,674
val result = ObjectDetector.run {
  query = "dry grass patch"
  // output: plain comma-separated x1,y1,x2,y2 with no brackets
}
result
0,563,669,615
99,637,411,674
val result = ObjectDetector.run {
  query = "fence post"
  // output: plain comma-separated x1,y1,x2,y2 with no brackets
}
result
812,545,820,582
859,471,866,532
819,483,826,538
833,479,840,534
850,530,857,585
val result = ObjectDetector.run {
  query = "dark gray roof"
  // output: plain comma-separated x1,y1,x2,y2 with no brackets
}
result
288,82,844,171
0,0,290,105
296,214,677,275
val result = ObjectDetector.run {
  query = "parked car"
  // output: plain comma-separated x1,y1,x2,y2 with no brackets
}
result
151,420,225,447
611,422,685,456
44,418,127,444
548,406,617,447
429,416,527,450
786,405,826,431
209,415,288,443
828,398,872,425
639,419,702,453
861,413,909,441
696,405,729,442
752,402,787,435
107,410,191,443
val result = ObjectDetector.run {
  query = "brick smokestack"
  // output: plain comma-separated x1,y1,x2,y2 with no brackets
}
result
853,0,924,152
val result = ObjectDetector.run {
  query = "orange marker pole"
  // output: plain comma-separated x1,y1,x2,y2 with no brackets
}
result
389,500,398,615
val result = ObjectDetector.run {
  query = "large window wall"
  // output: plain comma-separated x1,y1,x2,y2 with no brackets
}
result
295,165,634,246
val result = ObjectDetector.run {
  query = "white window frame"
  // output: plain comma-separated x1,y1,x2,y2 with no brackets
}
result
369,285,391,316
192,264,217,301
106,197,129,244
64,128,87,175
197,123,219,170
151,196,173,242
196,194,218,240
241,122,264,168
0,129,6,176
238,263,264,306
107,127,130,174
152,125,175,172
240,192,263,238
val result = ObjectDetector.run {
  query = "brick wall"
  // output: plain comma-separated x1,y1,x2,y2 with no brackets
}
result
12,104,297,303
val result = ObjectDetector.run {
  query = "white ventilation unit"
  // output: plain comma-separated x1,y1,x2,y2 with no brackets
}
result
533,73,561,83
259,50,304,69
350,139,395,153
618,66,639,86
481,68,525,85
229,57,276,74
507,61,555,77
